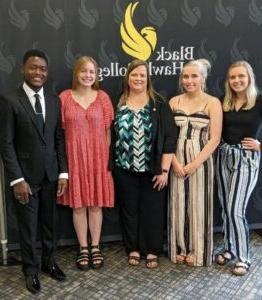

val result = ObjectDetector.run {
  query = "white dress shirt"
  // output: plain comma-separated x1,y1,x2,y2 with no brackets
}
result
23,82,46,120
10,82,68,186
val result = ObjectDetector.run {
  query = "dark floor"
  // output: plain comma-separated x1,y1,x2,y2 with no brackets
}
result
1,232,262,300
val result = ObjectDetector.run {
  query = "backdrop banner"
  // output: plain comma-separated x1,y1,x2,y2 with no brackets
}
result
0,0,262,248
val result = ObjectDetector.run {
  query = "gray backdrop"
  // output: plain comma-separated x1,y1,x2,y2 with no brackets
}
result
0,0,262,247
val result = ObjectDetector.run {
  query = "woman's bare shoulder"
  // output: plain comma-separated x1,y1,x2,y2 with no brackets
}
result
205,94,222,107
169,94,182,108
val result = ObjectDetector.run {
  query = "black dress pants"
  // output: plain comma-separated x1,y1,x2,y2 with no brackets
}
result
14,178,57,275
114,167,166,256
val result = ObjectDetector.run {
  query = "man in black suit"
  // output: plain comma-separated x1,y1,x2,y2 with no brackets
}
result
0,50,68,294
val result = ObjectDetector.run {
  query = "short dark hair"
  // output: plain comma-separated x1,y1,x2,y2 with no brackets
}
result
23,49,49,65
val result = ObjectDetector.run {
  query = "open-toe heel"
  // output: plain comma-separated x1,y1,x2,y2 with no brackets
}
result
185,254,195,266
76,246,90,271
128,253,140,266
90,245,104,269
176,254,186,265
146,255,159,269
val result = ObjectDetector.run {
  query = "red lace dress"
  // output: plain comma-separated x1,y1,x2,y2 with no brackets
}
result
58,89,114,208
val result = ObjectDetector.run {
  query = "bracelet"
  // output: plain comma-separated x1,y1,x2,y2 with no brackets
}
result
162,169,168,173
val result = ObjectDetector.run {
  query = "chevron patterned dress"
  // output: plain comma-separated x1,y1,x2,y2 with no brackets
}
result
115,104,152,172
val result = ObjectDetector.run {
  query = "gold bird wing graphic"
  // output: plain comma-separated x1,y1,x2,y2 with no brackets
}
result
120,2,157,61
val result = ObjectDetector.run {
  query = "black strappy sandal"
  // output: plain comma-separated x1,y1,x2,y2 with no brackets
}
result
90,245,104,269
145,256,159,269
232,262,250,276
76,246,90,271
128,254,141,266
215,251,233,266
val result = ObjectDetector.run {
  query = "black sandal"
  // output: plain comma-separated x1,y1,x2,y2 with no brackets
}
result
76,246,90,271
232,262,250,276
128,254,140,266
215,251,233,266
145,256,159,269
90,245,104,269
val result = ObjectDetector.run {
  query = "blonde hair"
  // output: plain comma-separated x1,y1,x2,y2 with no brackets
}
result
179,58,211,92
119,59,159,106
72,56,99,90
223,61,257,111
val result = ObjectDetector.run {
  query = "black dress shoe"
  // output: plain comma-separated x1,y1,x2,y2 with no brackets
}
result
25,274,41,294
42,263,66,281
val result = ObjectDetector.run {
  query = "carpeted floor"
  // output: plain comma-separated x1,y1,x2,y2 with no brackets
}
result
1,232,262,299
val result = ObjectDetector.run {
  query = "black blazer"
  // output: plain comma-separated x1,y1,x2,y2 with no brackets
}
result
0,86,68,184
148,99,178,175
112,98,178,175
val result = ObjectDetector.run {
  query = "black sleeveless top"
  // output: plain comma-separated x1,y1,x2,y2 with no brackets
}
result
222,96,262,144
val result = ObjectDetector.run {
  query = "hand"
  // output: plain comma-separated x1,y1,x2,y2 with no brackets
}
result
152,173,168,191
172,162,185,178
183,162,198,178
241,138,260,151
57,178,68,196
13,180,32,204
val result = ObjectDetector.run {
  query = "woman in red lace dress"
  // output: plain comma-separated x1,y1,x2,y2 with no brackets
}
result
58,56,114,270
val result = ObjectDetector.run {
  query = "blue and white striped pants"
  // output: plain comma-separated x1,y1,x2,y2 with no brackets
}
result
216,143,260,264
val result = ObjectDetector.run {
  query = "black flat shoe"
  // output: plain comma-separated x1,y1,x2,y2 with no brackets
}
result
42,263,66,281
25,274,41,294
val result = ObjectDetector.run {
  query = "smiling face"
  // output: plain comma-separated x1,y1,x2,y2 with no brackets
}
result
181,65,203,93
76,61,96,88
128,65,148,93
228,66,249,95
22,56,48,91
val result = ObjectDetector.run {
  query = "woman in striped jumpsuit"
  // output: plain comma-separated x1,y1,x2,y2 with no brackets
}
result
169,59,223,266
216,61,262,276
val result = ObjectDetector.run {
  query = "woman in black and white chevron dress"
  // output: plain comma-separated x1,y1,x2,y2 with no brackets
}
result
113,59,177,269
169,59,222,267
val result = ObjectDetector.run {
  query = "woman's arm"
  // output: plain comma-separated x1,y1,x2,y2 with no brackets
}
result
241,97,262,151
152,153,173,190
241,138,260,151
169,96,179,112
152,100,178,190
100,90,114,147
171,154,186,177
184,97,223,176
106,128,111,146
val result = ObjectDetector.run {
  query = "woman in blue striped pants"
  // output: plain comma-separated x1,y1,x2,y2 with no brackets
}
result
216,61,262,276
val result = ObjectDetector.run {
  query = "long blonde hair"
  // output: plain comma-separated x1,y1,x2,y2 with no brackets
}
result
223,61,257,111
179,58,211,92
72,56,99,90
119,59,159,106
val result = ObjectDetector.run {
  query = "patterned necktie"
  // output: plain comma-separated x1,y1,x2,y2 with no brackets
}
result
34,93,44,133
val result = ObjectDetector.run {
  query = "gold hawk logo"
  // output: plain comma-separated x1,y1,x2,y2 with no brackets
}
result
120,2,157,60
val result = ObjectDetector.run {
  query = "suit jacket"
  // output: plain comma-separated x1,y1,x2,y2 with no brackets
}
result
148,99,178,175
0,86,68,185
